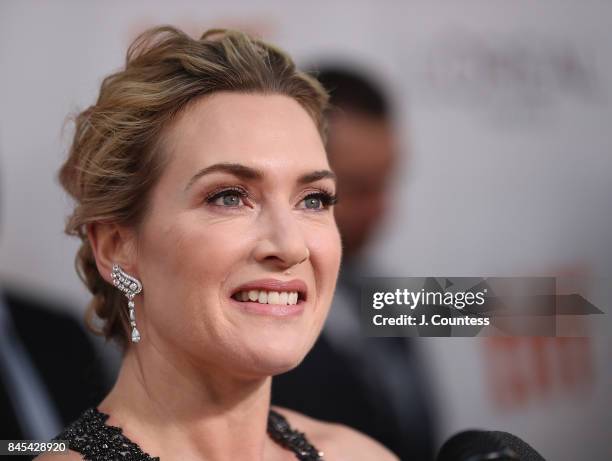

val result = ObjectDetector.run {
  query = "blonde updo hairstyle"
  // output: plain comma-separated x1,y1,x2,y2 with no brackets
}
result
59,26,329,350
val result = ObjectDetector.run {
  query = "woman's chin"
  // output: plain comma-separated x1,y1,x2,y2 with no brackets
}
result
232,340,311,378
218,321,317,376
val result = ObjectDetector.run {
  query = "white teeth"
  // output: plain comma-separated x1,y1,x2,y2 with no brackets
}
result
235,290,299,305
268,292,280,304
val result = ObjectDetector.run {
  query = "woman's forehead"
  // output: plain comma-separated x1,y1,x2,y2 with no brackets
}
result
161,92,329,178
171,92,321,143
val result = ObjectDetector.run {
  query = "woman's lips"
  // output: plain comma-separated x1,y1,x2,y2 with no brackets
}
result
231,278,307,300
229,297,305,317
229,278,308,317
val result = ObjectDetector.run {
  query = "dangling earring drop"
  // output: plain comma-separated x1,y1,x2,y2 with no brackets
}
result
111,264,143,343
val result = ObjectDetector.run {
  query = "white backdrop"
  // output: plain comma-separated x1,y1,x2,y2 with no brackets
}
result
1,1,610,459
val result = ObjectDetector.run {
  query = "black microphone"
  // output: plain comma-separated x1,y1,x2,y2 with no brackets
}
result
436,430,546,461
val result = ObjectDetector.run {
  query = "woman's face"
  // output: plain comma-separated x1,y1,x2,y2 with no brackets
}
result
135,92,341,378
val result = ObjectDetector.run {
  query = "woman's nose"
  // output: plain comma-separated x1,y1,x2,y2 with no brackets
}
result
251,206,310,270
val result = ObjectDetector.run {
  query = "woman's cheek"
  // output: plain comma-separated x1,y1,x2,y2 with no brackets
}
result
318,224,342,267
310,226,342,291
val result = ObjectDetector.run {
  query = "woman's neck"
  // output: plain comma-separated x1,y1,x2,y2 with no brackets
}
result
98,345,285,461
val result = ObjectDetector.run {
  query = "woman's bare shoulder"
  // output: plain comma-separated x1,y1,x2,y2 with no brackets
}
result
35,450,83,461
272,406,399,461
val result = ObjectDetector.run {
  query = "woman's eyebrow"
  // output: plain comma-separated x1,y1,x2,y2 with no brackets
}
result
297,170,337,185
186,163,336,190
185,163,263,190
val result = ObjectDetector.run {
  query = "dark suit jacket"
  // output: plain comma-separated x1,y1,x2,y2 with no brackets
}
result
1,290,110,441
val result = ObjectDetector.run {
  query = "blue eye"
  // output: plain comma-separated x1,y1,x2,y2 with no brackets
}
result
300,192,338,210
219,193,242,207
304,196,322,209
206,188,248,207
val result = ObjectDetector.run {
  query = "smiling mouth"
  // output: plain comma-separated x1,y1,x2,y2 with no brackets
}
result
231,290,305,306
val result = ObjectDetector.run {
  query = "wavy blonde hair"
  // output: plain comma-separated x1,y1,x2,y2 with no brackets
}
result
59,26,329,350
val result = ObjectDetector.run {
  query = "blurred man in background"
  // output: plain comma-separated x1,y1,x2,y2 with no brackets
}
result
0,291,109,440
273,67,437,461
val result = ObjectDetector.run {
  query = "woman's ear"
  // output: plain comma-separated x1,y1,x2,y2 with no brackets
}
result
87,222,138,284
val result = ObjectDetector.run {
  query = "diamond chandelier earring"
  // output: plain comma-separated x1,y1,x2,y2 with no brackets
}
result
111,264,143,343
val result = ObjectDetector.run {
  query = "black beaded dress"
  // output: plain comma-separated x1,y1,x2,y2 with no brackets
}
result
55,408,324,461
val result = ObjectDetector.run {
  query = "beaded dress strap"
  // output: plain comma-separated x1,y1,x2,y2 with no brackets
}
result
268,409,325,461
56,408,324,461
55,408,159,460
